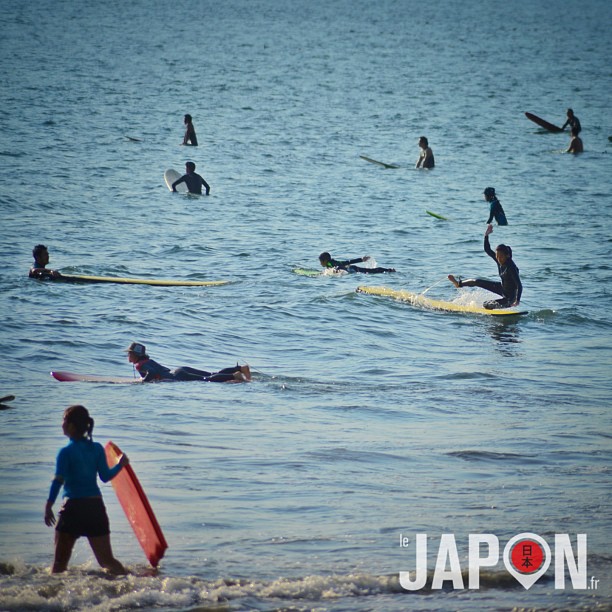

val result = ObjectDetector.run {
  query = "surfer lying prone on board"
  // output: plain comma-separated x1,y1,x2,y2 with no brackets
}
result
29,244,62,279
448,224,522,310
126,342,250,382
171,161,210,195
319,252,396,274
45,405,129,574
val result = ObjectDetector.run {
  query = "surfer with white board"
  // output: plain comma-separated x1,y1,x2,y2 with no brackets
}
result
29,244,62,279
45,405,129,574
171,161,210,195
448,224,522,309
126,342,250,382
319,252,396,274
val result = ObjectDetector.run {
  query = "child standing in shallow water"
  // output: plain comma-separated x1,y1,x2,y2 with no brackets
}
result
44,405,129,574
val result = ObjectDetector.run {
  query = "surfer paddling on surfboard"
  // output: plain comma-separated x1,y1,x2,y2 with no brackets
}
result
45,405,129,574
29,244,62,279
448,224,522,310
126,342,250,382
171,162,210,195
319,252,396,274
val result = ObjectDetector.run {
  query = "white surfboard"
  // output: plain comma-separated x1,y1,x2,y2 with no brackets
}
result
164,169,187,192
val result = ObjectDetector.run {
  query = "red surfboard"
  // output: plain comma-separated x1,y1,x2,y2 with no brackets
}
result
525,112,563,133
105,441,168,567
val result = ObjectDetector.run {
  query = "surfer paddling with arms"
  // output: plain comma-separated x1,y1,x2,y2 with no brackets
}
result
45,405,129,574
29,244,62,279
319,252,396,274
448,224,522,310
182,113,198,146
171,161,210,195
415,136,435,169
126,342,250,382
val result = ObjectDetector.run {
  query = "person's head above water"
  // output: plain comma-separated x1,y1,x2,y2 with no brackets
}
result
185,161,196,172
319,252,332,267
495,244,512,265
32,244,49,266
483,187,496,201
418,136,429,148
184,114,192,124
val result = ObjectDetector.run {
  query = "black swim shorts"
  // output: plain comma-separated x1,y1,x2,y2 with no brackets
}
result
55,497,110,538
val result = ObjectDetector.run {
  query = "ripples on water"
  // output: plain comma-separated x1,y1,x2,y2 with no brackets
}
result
1,0,611,610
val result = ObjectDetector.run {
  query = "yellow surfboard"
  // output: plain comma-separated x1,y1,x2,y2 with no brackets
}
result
357,286,528,316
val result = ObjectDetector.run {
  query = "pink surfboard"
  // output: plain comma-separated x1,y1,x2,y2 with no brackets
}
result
105,441,168,567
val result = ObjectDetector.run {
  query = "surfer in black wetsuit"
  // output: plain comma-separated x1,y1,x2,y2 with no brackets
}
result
125,342,250,382
415,136,435,169
448,225,522,309
29,244,62,279
484,187,508,226
182,114,198,146
319,252,396,274
561,108,581,135
172,162,210,195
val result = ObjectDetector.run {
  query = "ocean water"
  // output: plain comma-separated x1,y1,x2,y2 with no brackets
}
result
1,0,611,610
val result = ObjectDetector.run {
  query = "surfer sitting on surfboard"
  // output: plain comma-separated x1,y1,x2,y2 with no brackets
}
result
29,244,62,279
171,162,210,195
319,252,396,274
484,187,508,226
448,224,522,310
126,342,250,382
415,136,435,169
45,405,129,574
561,108,581,135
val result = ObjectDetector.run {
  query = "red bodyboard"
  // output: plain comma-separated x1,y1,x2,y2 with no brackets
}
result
105,441,168,567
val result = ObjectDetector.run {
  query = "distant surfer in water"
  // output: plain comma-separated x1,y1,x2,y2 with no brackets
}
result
318,252,396,274
448,224,522,309
45,404,128,574
566,127,584,154
172,161,210,195
415,136,435,169
561,108,581,135
29,244,62,279
182,114,198,146
484,187,508,225
125,342,250,382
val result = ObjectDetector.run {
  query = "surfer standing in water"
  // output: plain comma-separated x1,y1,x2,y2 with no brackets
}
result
561,108,581,135
566,127,584,154
171,161,210,195
29,244,62,279
125,342,250,382
45,405,129,574
182,113,198,146
415,136,435,169
448,224,522,309
484,187,508,225
319,252,396,274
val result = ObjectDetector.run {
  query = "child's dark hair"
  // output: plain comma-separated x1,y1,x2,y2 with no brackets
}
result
64,404,95,441
33,244,48,259
497,244,513,258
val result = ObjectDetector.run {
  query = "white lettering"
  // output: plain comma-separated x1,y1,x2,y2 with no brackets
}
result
555,534,587,589
432,534,464,589
399,533,428,590
468,534,499,589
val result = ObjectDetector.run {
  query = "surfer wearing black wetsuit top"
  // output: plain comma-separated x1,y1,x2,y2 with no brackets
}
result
561,108,581,135
448,225,522,309
125,342,250,382
484,187,508,226
172,162,210,195
415,136,435,169
182,114,198,146
318,252,396,274
29,244,62,279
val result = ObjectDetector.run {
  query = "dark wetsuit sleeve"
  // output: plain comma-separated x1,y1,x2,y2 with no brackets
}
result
484,235,496,262
329,257,363,269
505,262,522,304
172,175,187,190
486,204,494,224
201,176,210,195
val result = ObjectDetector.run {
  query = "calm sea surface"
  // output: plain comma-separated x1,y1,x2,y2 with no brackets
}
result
1,0,611,610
